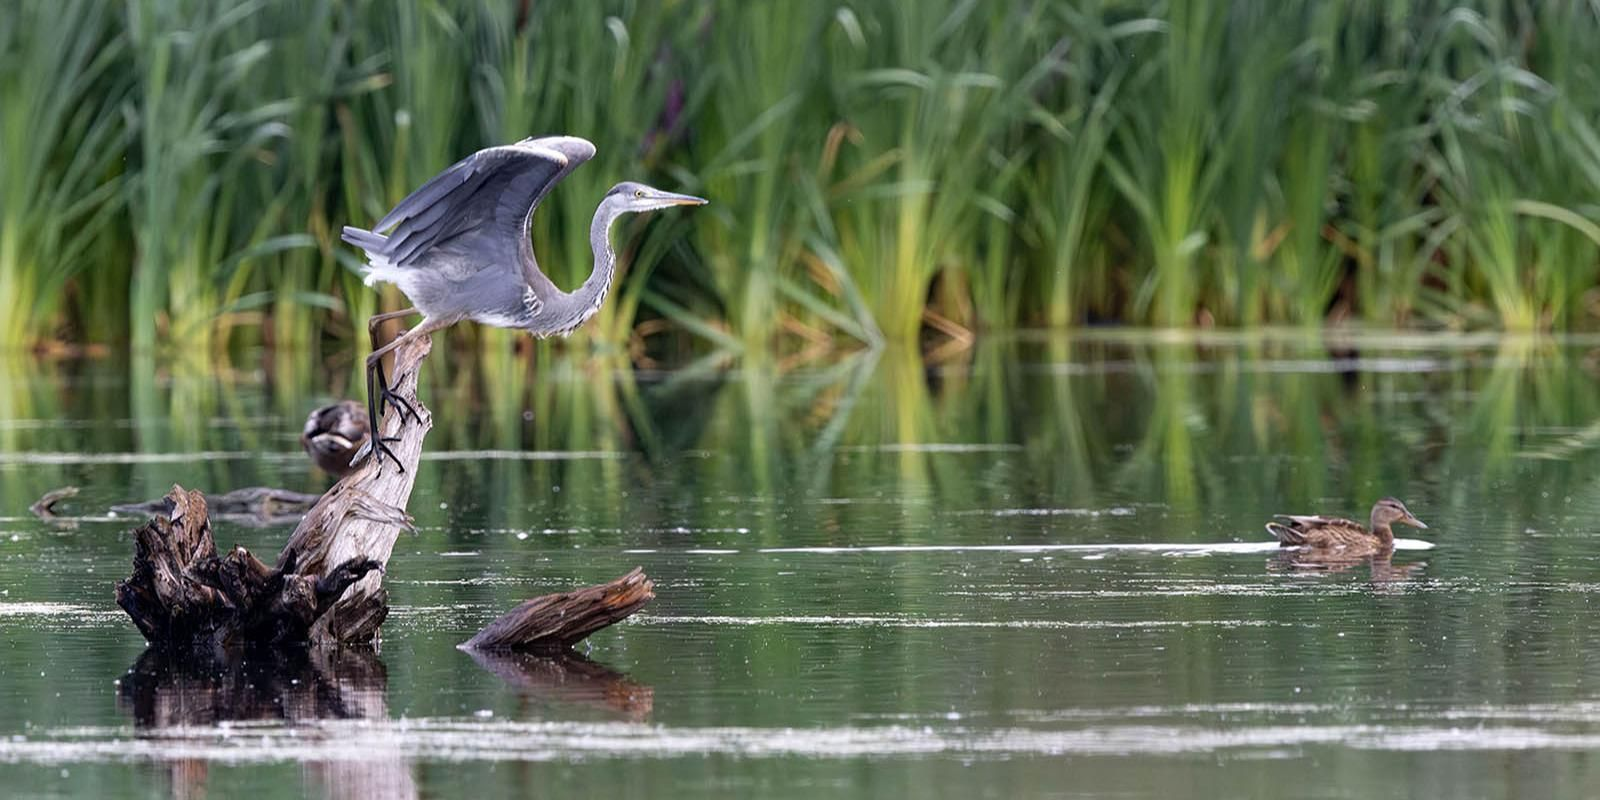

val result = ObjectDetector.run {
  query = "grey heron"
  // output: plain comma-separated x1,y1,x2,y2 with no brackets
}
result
341,135,705,471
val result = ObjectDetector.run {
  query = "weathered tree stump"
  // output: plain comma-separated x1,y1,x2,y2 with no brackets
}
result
278,334,435,644
115,331,654,654
114,486,384,651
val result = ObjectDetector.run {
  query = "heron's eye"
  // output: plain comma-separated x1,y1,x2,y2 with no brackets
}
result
634,189,646,198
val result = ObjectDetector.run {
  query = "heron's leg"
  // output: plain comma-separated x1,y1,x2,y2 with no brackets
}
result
356,316,454,474
354,359,387,469
366,307,421,423
366,307,418,352
372,357,420,424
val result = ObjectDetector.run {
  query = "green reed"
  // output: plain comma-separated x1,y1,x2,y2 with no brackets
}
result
819,0,1057,343
474,0,697,348
0,1,127,350
8,1,1600,358
688,0,830,349
125,0,297,359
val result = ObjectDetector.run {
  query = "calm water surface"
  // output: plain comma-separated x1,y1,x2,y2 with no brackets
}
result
3,332,1600,798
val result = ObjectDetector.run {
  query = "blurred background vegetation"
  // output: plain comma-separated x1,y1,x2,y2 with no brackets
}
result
5,0,1600,365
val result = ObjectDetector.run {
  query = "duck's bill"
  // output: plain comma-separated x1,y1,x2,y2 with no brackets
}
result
654,190,707,206
1406,515,1428,529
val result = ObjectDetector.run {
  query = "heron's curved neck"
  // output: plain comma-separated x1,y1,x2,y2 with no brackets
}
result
572,199,626,318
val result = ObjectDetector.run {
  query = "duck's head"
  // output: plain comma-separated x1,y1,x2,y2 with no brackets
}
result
301,400,369,477
1370,497,1427,530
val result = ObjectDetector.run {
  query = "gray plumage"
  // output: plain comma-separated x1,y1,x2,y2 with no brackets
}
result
341,135,706,471
342,135,704,338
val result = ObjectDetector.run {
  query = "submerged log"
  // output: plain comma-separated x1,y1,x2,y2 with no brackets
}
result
31,484,321,527
462,567,655,654
28,485,78,519
114,486,324,526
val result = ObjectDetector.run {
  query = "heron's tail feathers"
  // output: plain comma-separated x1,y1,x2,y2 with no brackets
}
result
341,226,391,286
341,225,388,253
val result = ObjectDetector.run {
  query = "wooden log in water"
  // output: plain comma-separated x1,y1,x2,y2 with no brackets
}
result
113,333,430,649
462,567,655,654
33,484,320,527
275,332,434,645
113,485,384,650
115,331,654,652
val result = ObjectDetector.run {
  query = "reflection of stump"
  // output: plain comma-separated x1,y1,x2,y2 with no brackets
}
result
466,649,654,721
118,645,389,727
119,646,415,800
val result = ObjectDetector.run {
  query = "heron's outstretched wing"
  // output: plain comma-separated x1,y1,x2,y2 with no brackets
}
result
360,136,595,273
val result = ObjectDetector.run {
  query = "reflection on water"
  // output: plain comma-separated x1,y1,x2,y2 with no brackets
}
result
5,332,1600,797
464,650,654,721
1266,550,1430,588
120,646,411,800
119,647,389,728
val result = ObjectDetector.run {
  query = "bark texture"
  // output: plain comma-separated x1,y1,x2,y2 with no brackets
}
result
115,332,653,655
462,567,655,653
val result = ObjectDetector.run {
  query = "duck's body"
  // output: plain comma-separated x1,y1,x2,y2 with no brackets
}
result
1265,497,1427,556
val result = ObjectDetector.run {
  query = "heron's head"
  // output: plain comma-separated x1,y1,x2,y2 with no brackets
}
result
606,181,707,214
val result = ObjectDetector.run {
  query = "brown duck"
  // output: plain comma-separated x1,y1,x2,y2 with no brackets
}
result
300,400,369,477
1265,497,1428,556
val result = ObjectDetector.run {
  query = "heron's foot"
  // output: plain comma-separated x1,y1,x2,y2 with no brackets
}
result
350,436,406,473
372,434,406,474
362,358,412,474
374,364,420,425
379,383,419,425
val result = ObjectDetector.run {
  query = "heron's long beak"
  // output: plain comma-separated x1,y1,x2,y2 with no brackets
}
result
1404,513,1428,530
654,190,707,206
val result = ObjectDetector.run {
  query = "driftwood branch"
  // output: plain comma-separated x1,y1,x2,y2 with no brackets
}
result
462,567,655,653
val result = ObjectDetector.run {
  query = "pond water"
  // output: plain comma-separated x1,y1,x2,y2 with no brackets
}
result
3,331,1600,798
